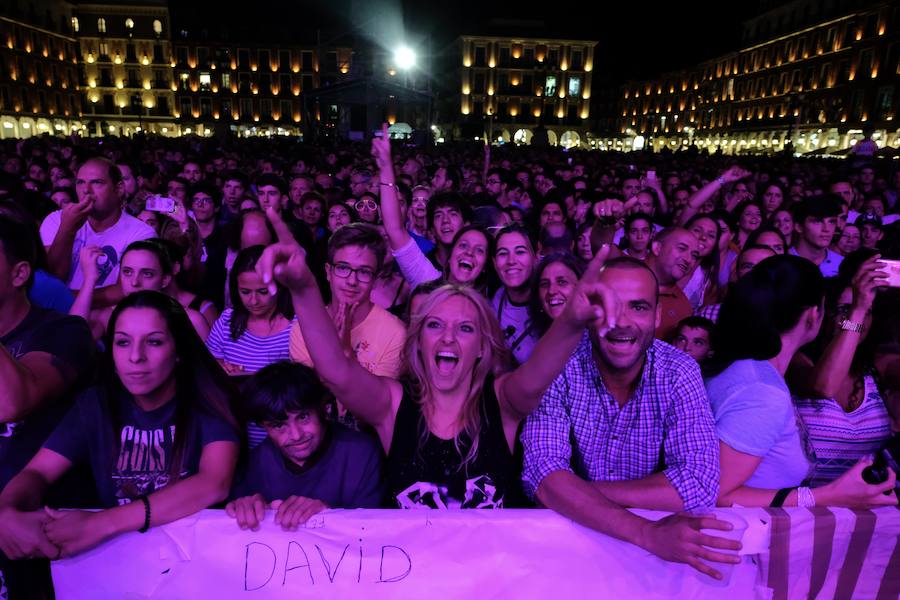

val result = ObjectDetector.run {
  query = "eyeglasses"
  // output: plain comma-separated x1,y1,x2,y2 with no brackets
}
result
355,199,378,211
330,263,375,283
486,178,502,184
192,196,214,206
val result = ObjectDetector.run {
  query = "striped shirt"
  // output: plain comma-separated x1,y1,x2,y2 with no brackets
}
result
794,374,892,487
206,309,295,374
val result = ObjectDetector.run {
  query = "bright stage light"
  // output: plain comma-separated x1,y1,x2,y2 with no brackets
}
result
394,46,416,70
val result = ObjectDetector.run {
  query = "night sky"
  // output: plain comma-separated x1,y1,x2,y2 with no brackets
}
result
173,0,758,84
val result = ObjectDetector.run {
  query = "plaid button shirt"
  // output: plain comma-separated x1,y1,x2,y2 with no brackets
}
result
521,334,720,511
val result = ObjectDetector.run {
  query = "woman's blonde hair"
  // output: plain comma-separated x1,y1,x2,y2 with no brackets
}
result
404,284,509,468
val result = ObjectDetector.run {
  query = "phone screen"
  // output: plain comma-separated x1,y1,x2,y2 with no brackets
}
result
878,259,900,287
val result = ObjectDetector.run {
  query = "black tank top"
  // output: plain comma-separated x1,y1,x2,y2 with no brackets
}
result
384,375,525,508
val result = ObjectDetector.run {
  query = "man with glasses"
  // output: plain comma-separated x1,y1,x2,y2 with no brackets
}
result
189,182,223,264
289,223,406,381
485,168,514,209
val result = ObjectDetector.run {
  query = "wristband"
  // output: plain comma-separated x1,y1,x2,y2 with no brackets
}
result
379,181,397,189
770,487,795,507
839,319,864,333
797,486,816,508
137,494,151,533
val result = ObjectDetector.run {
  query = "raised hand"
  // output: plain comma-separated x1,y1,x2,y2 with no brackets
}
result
561,244,621,332
255,208,316,295
850,254,888,315
60,197,93,233
78,245,103,287
592,199,625,222
720,166,750,184
371,123,393,172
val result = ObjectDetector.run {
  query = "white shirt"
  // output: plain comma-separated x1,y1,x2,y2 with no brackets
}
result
40,210,156,289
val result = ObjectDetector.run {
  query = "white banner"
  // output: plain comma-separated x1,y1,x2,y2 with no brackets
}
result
52,508,776,599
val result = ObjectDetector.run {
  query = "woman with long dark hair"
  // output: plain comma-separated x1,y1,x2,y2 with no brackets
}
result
681,214,722,310
706,255,896,508
530,253,584,337
491,224,539,364
790,250,896,486
206,245,294,377
0,291,239,558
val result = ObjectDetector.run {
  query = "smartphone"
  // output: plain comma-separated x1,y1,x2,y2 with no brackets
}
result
877,259,900,288
145,195,175,213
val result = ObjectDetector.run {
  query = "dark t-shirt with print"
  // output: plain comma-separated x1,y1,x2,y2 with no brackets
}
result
0,305,94,491
44,386,239,508
231,424,384,509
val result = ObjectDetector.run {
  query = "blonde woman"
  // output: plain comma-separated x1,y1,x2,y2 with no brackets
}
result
255,208,619,509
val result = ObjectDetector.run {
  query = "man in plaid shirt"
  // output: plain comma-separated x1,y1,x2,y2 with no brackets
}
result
521,256,739,580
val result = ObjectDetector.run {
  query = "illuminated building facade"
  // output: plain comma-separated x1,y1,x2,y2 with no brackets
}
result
171,37,354,138
0,0,84,139
74,1,176,136
450,35,597,147
614,0,898,154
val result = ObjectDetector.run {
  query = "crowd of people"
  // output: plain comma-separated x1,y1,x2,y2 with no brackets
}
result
0,127,899,595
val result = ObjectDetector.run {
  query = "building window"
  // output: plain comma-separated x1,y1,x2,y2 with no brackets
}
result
544,75,557,97
280,99,291,117
548,47,558,66
279,50,290,70
568,76,581,97
325,51,337,72
71,17,79,33
875,86,893,119
240,97,252,117
179,72,189,91
221,99,232,117
222,72,231,87
301,74,313,90
180,97,192,117
97,18,106,34
301,51,312,71
571,49,583,70
176,47,188,65
499,46,510,66
153,19,162,35
259,50,270,69
474,72,485,94
200,97,212,116
238,48,250,68
474,46,486,67
523,47,534,63
260,98,272,115
199,72,211,90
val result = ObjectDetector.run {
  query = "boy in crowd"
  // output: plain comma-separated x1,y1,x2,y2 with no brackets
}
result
670,316,716,365
226,362,384,531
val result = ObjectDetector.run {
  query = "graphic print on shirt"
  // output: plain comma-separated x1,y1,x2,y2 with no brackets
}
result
396,474,503,509
1,342,28,440
113,424,184,504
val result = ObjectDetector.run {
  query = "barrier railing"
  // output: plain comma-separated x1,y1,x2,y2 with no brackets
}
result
51,506,900,599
